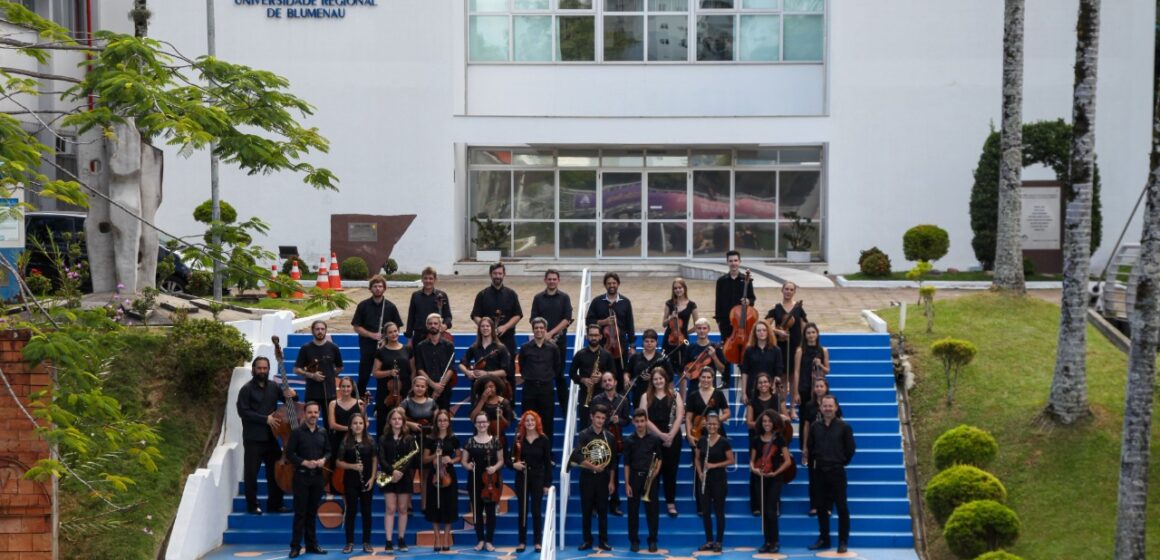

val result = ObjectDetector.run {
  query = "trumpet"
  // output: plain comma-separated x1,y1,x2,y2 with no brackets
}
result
377,441,420,488
641,454,661,502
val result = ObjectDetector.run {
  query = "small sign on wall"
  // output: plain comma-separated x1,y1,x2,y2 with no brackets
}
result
1021,181,1064,274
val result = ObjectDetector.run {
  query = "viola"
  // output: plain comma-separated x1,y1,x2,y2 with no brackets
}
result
779,299,804,334
381,359,402,410
724,270,756,364
682,342,721,382
603,310,623,360
666,300,687,348
481,426,503,502
435,291,454,344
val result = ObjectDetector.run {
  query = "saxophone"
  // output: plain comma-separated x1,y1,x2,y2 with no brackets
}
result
584,354,600,407
377,440,420,488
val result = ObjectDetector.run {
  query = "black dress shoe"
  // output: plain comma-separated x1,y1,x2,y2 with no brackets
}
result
698,543,714,551
711,543,722,553
288,548,301,559
342,544,354,554
629,542,639,552
611,507,624,516
305,545,327,554
758,544,771,553
598,542,612,551
272,506,292,514
515,544,526,553
807,539,831,550
837,542,848,553
578,541,592,551
648,543,657,553
772,543,780,553
247,506,263,515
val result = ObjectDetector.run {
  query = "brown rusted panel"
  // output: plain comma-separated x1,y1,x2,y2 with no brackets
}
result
330,215,417,273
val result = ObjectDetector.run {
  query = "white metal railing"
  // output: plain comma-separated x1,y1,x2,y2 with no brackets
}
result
1098,243,1140,322
558,267,592,551
539,486,558,560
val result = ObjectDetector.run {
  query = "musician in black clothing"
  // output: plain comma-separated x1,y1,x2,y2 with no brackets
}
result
585,272,635,374
293,321,343,429
750,410,794,554
351,275,403,396
804,394,856,554
517,318,561,441
237,356,295,515
627,330,673,407
530,269,573,410
714,250,756,340
740,320,783,405
623,410,662,553
405,266,452,341
694,413,734,553
285,402,330,558
460,317,510,386
571,404,616,551
471,262,523,389
509,411,552,553
685,318,727,390
590,371,630,516
570,324,616,430
335,413,378,554
413,313,457,410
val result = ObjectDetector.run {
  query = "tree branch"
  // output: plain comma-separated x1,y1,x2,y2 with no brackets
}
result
0,66,81,83
0,37,99,52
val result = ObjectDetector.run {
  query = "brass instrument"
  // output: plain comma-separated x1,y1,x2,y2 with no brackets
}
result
377,440,420,488
584,355,600,407
571,436,612,470
641,454,661,502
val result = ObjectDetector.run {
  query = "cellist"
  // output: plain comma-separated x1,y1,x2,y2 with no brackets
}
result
236,356,295,515
714,251,756,349
585,272,636,377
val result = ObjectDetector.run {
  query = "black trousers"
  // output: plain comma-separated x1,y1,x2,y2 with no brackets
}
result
290,470,324,549
758,475,784,545
579,471,610,543
807,457,820,511
626,471,659,544
700,474,727,544
514,473,546,545
815,465,851,544
500,333,518,391
522,380,556,443
552,340,569,412
357,339,377,396
659,436,682,505
243,439,284,510
342,473,373,544
473,499,497,543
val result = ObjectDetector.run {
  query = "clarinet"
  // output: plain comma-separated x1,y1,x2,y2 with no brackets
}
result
354,440,365,490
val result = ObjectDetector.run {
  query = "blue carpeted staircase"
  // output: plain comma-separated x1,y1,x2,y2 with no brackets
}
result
220,332,912,549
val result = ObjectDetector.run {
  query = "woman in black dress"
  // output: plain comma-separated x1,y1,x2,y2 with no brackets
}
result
336,413,378,554
768,282,807,409
745,373,777,515
401,377,437,512
424,409,460,552
640,366,684,518
662,278,697,371
740,320,783,407
372,322,412,433
327,376,363,474
469,375,515,444
749,410,794,554
378,407,418,551
510,410,551,553
463,411,505,551
800,376,834,517
685,366,729,515
460,317,510,385
793,322,830,407
694,414,734,552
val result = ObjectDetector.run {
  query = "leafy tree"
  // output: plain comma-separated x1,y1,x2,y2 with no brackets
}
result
188,199,275,295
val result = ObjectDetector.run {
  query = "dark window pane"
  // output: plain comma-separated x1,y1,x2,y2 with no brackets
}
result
560,0,594,8
696,15,733,61
779,147,822,164
559,17,596,61
735,171,776,219
471,220,512,256
779,219,819,256
736,148,778,165
514,171,555,220
603,172,642,219
605,15,645,61
560,223,597,257
692,222,730,256
606,0,644,10
514,222,556,257
692,170,730,219
560,170,597,219
734,222,776,258
648,222,688,257
691,150,732,166
779,170,821,220
647,172,687,219
603,223,642,257
470,170,512,220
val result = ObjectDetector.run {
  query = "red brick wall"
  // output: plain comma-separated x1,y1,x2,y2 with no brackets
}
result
0,329,54,560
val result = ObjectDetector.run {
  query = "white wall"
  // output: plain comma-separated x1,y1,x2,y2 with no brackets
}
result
140,0,1153,274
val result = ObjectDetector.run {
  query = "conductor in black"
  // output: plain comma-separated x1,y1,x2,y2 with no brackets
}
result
623,409,662,552
805,394,856,554
236,356,293,515
572,404,615,551
285,401,331,558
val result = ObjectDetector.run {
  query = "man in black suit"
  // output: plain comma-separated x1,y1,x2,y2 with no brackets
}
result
236,356,295,515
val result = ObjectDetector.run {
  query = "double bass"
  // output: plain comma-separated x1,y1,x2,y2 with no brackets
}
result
271,336,307,494
723,270,756,364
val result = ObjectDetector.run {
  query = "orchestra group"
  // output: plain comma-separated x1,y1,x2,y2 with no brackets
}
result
236,252,856,558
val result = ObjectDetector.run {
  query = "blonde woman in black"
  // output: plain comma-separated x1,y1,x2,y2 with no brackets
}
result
424,409,460,552
377,407,418,551
463,411,505,551
694,413,734,552
336,413,378,554
510,410,551,553
640,366,684,518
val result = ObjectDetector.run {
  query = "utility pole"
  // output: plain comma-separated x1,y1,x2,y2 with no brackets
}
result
206,0,223,301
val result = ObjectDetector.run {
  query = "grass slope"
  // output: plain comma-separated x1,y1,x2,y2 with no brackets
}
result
875,293,1159,559
844,271,1059,282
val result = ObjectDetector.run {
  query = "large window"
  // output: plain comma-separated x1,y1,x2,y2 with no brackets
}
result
468,0,824,63
467,146,824,259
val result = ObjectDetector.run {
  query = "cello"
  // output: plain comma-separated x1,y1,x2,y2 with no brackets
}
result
271,336,306,494
723,270,756,364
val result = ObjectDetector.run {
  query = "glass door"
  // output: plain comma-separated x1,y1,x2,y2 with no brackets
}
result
598,171,644,258
646,171,690,258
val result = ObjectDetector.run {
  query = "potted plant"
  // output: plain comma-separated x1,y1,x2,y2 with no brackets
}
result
783,211,816,263
471,215,509,261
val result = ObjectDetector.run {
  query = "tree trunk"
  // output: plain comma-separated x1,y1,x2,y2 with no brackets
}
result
1112,40,1160,560
131,0,149,38
1046,0,1100,425
993,0,1026,293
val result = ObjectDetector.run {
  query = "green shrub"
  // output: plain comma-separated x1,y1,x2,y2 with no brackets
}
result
1022,257,1035,277
924,464,1007,524
858,247,892,277
25,272,52,296
281,257,311,276
903,224,950,262
192,199,238,224
931,338,977,405
933,425,999,470
975,551,1024,560
340,257,369,280
382,258,399,277
944,500,1021,559
187,270,213,297
165,319,252,399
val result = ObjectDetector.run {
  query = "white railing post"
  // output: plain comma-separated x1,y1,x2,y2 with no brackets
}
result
558,268,592,551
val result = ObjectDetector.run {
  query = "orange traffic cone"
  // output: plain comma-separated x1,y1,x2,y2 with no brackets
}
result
290,261,305,298
267,264,279,298
316,257,330,290
329,252,344,291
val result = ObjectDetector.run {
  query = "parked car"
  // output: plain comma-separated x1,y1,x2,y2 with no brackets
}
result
24,211,192,293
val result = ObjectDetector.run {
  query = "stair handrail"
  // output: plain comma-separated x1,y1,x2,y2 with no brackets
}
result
539,486,557,560
558,267,591,551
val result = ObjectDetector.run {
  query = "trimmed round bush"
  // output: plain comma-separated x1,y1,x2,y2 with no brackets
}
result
903,224,950,262
924,464,1007,524
859,247,892,277
933,425,998,470
944,500,1020,559
166,318,253,398
192,199,238,224
975,551,1024,560
340,257,370,280
382,258,399,277
281,257,311,276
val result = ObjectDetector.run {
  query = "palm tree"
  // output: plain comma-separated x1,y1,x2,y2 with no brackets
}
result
1045,0,1100,425
993,0,1027,293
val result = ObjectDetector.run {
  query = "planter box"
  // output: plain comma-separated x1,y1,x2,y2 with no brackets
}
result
476,250,502,262
786,250,811,263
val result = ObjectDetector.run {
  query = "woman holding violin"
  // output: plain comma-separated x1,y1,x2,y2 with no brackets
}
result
327,377,363,476
686,365,729,515
401,376,436,434
793,322,830,407
377,407,418,552
372,322,411,435
509,410,551,553
662,278,697,370
469,375,515,444
424,409,460,552
745,373,778,515
750,409,794,553
640,366,684,518
460,317,510,385
463,411,505,551
767,282,807,407
335,413,378,554
684,318,727,393
740,320,783,407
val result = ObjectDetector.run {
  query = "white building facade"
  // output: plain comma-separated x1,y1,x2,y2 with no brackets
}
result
13,0,1157,273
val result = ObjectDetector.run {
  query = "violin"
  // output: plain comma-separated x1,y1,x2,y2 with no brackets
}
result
778,300,804,335
381,359,402,410
759,435,797,484
481,424,503,502
666,299,687,348
603,309,623,360
683,342,722,382
724,270,756,364
688,395,716,440
434,291,454,344
271,336,306,495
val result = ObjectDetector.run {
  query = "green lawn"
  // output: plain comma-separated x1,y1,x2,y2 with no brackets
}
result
875,293,1160,559
844,270,1060,282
